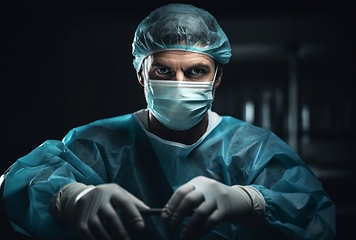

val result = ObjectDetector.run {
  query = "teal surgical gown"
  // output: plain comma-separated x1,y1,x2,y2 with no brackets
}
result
3,110,336,239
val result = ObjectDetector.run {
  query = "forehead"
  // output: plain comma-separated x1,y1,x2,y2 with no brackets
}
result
151,50,215,67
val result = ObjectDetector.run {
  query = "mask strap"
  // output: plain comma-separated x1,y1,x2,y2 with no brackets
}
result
212,65,219,86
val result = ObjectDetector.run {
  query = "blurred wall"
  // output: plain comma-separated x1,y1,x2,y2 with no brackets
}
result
1,1,355,239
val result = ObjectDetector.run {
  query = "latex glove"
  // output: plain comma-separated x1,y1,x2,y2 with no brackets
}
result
161,176,265,240
50,182,149,240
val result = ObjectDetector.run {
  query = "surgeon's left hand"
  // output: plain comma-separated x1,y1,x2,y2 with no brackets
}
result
161,176,265,240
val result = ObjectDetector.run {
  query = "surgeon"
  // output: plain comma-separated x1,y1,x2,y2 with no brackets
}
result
1,3,335,240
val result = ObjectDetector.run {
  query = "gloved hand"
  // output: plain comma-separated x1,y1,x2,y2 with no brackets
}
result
50,182,149,240
161,176,265,240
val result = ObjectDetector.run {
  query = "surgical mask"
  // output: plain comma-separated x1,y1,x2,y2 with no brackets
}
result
145,68,218,131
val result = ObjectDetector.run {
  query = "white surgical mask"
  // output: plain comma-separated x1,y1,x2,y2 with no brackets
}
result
144,67,218,131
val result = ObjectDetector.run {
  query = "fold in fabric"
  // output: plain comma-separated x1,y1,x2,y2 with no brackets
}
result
4,110,335,239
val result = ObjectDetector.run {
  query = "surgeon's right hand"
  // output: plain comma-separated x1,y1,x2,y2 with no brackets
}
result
50,182,149,240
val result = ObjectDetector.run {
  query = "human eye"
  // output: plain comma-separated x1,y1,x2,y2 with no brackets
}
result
189,67,207,76
186,67,210,81
156,67,171,75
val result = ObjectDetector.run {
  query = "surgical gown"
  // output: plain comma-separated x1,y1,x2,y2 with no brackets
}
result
3,109,335,239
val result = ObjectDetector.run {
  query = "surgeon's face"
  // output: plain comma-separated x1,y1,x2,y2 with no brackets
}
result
138,50,222,86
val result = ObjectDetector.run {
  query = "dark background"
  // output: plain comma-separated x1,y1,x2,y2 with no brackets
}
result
1,1,355,239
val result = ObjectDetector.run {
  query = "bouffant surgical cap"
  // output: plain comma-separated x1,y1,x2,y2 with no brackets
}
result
132,3,232,71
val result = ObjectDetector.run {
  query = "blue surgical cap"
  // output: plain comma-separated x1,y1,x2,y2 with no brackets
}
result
132,3,232,71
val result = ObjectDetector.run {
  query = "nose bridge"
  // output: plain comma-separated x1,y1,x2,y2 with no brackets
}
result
175,70,186,81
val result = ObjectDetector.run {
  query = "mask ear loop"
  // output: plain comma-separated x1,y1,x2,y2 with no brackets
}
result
211,65,219,87
212,65,219,83
209,65,219,102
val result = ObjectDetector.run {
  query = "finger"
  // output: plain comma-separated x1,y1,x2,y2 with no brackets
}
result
169,190,204,229
197,209,225,238
113,189,149,210
99,203,131,240
180,200,216,240
77,222,96,240
125,191,150,209
87,214,113,240
162,183,195,220
111,193,145,231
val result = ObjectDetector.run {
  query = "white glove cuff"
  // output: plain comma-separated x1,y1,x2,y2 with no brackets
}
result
231,185,266,228
50,182,95,222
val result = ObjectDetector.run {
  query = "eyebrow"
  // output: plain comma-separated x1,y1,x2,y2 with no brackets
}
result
151,62,172,69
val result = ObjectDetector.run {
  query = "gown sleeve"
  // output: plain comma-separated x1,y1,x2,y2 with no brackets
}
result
235,130,336,240
3,139,104,239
